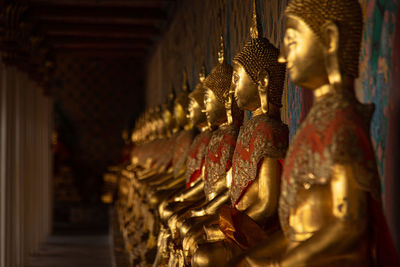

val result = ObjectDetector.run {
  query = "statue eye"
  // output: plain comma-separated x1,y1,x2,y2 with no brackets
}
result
233,73,239,84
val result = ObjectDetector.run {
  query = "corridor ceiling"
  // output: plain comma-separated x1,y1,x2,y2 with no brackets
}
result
0,0,180,197
28,0,177,59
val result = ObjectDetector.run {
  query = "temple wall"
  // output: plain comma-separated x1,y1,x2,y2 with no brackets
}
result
146,0,399,249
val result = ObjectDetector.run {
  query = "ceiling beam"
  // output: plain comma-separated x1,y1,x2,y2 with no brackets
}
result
41,23,160,39
46,36,153,46
29,6,167,24
56,52,146,59
55,48,148,59
53,43,150,50
30,0,174,9
34,16,162,26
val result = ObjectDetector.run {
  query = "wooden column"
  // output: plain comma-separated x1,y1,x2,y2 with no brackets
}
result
0,61,6,267
14,69,25,267
0,63,53,267
0,64,19,267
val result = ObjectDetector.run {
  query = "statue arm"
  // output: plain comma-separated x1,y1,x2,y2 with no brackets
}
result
135,164,159,178
155,172,186,190
145,171,174,185
278,163,368,267
174,173,205,202
191,188,230,217
137,169,166,181
231,230,287,267
243,157,280,223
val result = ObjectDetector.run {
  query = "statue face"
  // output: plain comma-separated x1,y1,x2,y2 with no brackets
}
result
122,129,129,142
204,88,226,126
232,62,260,111
225,89,233,124
162,108,174,131
174,102,188,128
150,118,158,134
188,97,205,127
280,15,329,90
257,70,270,114
156,117,165,137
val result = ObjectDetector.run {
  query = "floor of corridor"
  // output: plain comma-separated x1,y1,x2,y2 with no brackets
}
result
25,234,113,267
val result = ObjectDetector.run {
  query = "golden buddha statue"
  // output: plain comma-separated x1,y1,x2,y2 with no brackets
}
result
179,87,243,265
164,36,244,265
144,76,198,206
122,96,191,265
132,91,177,183
118,110,157,226
116,111,158,263
120,111,162,221
192,2,289,266
158,66,212,223
126,76,198,263
232,0,398,266
118,105,177,253
137,82,194,208
154,66,217,267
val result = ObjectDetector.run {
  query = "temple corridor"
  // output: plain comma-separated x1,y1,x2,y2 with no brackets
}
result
1,0,400,267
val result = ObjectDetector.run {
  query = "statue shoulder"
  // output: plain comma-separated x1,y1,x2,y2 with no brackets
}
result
283,97,380,198
238,115,289,159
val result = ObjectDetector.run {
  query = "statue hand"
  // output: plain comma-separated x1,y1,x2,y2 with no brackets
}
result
191,207,206,217
174,193,185,202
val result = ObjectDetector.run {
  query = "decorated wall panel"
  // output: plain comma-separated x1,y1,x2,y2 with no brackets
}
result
53,56,145,201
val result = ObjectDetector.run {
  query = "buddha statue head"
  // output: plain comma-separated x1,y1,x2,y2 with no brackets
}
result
133,115,143,143
140,110,150,141
122,127,130,144
226,87,244,126
203,36,233,128
232,0,286,115
174,70,192,130
137,114,147,143
131,116,140,143
162,87,176,136
279,0,362,91
154,105,166,139
148,108,159,141
188,65,208,129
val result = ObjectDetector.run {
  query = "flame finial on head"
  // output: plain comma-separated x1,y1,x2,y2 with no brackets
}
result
250,0,263,39
168,84,176,102
189,64,207,109
217,35,225,64
199,64,206,83
232,0,286,107
182,69,189,92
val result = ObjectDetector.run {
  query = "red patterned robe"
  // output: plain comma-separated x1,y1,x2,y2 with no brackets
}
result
152,135,177,172
280,91,397,266
185,130,212,188
219,114,288,250
203,124,240,199
171,129,196,177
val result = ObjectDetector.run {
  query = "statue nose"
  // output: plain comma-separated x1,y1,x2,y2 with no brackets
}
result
278,46,287,63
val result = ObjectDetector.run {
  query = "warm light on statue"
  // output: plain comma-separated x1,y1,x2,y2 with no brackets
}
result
232,0,398,266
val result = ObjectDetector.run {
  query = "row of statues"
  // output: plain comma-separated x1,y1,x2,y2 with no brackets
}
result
111,0,398,266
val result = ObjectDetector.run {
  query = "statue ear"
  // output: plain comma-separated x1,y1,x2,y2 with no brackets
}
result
257,70,270,114
322,21,342,88
322,21,339,53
